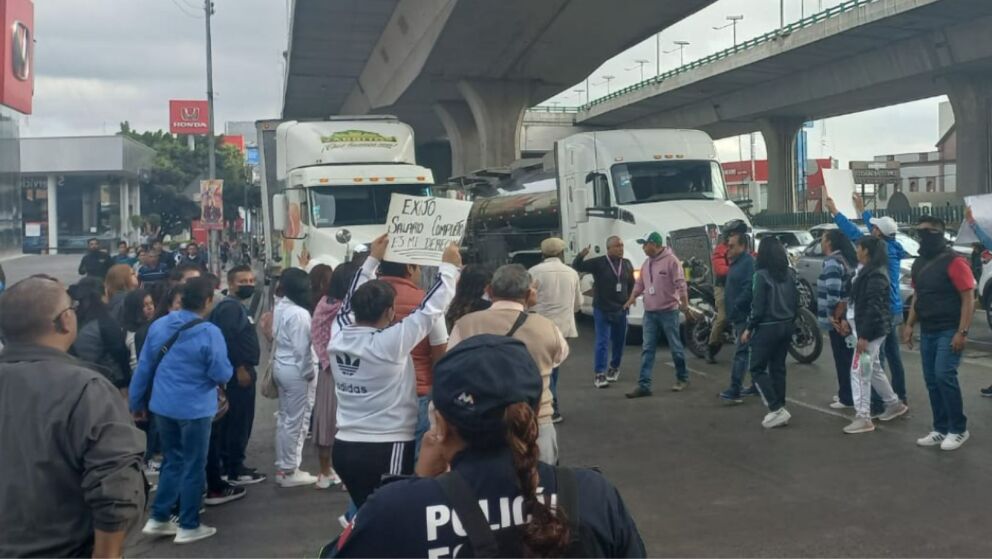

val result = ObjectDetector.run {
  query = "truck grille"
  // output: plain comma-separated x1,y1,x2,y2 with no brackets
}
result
669,226,714,284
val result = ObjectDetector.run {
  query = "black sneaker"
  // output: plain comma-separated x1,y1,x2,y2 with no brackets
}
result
227,468,267,486
552,412,564,424
981,385,992,397
204,485,247,506
625,387,652,399
705,346,718,364
605,367,620,383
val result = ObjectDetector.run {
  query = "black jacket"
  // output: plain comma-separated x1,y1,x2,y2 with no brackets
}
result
849,265,891,341
747,268,799,330
209,297,260,383
71,315,132,389
572,253,634,313
78,250,111,278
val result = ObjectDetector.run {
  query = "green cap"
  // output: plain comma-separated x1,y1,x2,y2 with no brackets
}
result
636,232,664,246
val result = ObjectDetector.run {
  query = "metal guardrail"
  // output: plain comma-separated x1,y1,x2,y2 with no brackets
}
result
537,0,882,113
527,106,580,114
752,206,965,230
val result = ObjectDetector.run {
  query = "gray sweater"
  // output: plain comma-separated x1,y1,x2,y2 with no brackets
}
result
0,345,146,557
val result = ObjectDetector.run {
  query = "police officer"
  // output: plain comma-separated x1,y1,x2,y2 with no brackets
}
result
325,334,646,558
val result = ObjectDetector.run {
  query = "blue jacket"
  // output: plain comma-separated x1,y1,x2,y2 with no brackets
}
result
971,221,992,250
128,309,232,420
724,252,754,325
834,210,907,315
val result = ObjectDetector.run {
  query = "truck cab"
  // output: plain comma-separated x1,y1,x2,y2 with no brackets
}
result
269,118,434,271
556,130,749,325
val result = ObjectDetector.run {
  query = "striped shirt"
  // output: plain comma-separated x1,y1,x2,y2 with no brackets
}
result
816,251,850,328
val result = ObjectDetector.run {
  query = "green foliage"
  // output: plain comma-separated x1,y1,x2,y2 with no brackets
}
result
119,121,257,236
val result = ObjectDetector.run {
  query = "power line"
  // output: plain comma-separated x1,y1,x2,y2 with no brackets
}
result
169,0,202,19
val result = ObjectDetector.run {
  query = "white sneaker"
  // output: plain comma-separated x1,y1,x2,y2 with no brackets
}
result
916,431,946,447
762,408,791,429
594,374,609,389
174,524,217,544
843,417,875,434
829,400,852,409
940,431,970,451
141,518,178,537
277,469,318,488
879,402,909,422
315,472,342,490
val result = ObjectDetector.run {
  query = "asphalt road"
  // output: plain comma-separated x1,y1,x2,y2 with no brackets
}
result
6,255,992,557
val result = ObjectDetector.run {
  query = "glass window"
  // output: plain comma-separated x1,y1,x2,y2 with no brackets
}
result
612,161,727,205
310,184,431,227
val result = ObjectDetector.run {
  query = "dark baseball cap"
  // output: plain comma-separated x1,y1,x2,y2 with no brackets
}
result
432,334,543,435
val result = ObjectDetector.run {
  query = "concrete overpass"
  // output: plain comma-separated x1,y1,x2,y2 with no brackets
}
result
573,0,992,211
281,0,716,176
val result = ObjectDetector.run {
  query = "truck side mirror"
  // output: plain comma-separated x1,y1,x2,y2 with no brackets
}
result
584,171,597,184
574,190,589,223
272,194,287,231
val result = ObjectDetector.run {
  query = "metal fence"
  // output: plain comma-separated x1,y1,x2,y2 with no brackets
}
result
752,205,965,230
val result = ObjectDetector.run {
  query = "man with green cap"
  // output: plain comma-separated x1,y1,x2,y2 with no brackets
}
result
624,232,690,397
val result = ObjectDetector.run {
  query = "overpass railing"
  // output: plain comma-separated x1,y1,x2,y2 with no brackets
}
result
528,106,580,113
542,0,882,113
752,205,965,230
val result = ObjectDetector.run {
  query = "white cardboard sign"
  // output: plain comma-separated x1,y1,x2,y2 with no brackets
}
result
384,194,473,266
956,194,992,245
821,169,859,218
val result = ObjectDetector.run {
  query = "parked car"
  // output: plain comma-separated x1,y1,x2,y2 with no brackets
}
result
755,229,815,261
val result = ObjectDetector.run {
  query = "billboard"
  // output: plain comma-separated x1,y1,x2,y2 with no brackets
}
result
169,99,209,134
0,0,34,114
200,179,223,230
222,134,245,153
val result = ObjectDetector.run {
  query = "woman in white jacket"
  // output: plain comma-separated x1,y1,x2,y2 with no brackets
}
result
272,268,319,487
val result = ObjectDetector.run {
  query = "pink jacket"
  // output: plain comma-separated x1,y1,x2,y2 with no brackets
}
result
631,249,687,312
311,295,342,370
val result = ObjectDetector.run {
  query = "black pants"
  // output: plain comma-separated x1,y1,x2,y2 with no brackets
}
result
223,381,256,477
332,439,414,508
749,321,792,411
828,330,854,406
206,416,227,492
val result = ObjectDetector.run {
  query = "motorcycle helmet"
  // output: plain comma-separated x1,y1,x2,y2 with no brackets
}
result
720,219,749,238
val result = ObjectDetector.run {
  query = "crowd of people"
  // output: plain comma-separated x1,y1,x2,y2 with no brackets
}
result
0,201,985,556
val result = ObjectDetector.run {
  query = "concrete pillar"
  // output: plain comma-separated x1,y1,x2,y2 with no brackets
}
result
119,179,129,242
759,117,805,213
946,74,992,197
457,79,532,169
132,180,141,232
46,174,58,254
434,100,481,177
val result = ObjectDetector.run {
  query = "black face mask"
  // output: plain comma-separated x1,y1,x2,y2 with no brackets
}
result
235,285,255,300
918,229,946,258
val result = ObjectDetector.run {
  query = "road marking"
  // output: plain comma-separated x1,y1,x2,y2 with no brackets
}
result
669,362,857,423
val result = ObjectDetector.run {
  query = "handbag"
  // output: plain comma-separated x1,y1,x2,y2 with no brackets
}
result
143,319,228,422
260,318,279,399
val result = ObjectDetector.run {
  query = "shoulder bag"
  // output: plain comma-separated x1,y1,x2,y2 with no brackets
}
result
142,319,229,422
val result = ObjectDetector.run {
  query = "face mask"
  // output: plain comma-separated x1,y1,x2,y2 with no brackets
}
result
235,285,255,300
918,229,946,258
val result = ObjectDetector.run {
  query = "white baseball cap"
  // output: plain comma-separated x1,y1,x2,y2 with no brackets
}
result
869,216,898,237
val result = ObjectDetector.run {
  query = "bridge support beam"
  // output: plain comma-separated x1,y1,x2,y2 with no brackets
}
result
759,117,805,213
947,74,992,197
458,79,532,169
434,101,481,178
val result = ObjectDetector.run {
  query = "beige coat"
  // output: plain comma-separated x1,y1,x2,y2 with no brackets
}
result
529,257,582,338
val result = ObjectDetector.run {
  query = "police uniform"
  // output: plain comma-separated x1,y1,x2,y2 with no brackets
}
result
325,335,646,558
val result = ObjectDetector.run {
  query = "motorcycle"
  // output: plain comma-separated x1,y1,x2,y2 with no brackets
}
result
682,257,823,364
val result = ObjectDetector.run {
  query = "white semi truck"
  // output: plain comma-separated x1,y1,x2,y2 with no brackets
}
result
257,116,435,270
458,129,751,326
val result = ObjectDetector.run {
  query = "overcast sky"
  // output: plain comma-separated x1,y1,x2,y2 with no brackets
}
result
26,0,946,166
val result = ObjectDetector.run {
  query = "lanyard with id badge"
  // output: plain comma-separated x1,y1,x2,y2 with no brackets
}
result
609,258,625,294
646,258,657,295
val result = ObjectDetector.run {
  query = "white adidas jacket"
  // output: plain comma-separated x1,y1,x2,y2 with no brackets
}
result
329,256,458,443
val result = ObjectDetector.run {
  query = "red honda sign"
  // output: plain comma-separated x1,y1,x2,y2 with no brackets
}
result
0,0,34,114
169,99,209,134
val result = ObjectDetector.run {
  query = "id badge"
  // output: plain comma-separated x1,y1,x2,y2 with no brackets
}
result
615,282,623,293
648,286,656,295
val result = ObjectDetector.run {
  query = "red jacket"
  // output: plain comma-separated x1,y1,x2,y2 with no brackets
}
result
711,243,730,284
379,276,436,397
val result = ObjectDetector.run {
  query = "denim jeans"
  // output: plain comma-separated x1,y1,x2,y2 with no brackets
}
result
550,367,560,414
414,394,431,460
638,309,687,390
593,307,627,374
828,329,854,406
151,415,212,530
920,329,967,434
727,322,750,393
879,318,908,402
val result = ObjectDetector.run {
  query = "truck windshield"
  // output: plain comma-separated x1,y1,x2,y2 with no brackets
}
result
310,184,431,227
612,161,727,204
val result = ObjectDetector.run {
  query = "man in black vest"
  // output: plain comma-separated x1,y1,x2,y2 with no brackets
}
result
903,215,975,451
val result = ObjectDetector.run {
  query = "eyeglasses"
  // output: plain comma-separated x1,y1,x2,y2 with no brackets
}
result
52,300,78,324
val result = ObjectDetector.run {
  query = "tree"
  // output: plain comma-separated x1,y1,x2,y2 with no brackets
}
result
119,122,256,237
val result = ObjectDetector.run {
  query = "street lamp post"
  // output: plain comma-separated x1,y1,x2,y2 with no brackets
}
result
664,41,690,67
713,15,744,47
600,75,615,95
573,88,586,105
627,59,650,82
655,33,661,76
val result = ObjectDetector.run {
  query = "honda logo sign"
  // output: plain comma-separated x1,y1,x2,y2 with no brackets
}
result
11,20,28,81
169,99,210,135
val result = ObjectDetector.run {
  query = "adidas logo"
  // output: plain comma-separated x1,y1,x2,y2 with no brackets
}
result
335,353,361,376
455,392,475,406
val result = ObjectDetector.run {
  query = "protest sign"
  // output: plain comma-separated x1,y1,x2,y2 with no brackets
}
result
955,194,992,245
384,194,473,266
821,169,858,217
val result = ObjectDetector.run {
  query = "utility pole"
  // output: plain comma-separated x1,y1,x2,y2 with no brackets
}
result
780,0,785,28
655,33,661,76
204,0,219,275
